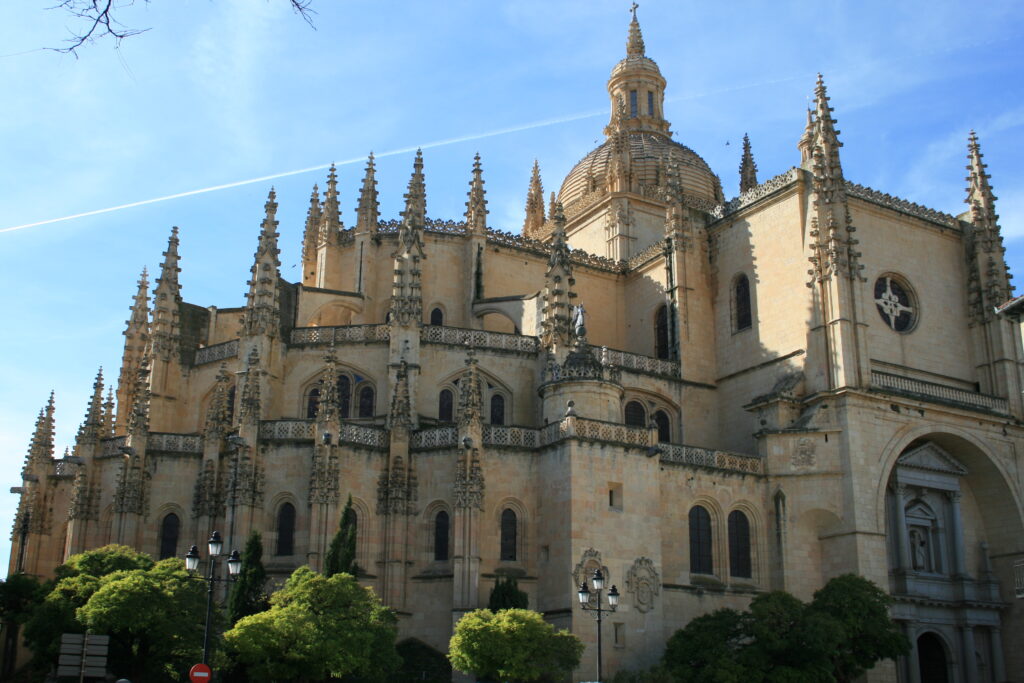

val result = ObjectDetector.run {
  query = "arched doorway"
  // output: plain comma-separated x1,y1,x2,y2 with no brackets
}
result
917,632,949,683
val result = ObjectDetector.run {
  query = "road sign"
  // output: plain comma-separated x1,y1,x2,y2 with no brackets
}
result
189,663,213,682
57,633,110,680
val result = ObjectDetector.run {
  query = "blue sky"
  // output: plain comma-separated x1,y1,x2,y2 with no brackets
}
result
1,0,1022,570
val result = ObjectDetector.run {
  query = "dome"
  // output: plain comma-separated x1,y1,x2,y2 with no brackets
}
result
557,132,724,212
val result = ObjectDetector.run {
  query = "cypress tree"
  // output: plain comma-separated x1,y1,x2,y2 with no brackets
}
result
227,531,268,625
487,575,529,610
325,495,359,577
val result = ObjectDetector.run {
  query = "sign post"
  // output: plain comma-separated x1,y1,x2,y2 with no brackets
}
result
189,662,212,683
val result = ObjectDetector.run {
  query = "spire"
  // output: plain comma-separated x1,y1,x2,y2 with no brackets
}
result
966,131,1000,241
151,228,182,362
965,131,1011,315
457,346,483,426
356,153,380,234
315,345,340,423
77,368,105,446
302,183,322,273
117,268,149,433
739,133,759,194
809,74,843,177
388,361,413,432
23,393,55,477
238,348,262,426
548,191,558,225
798,107,814,164
465,153,488,234
102,387,115,438
523,160,545,238
242,188,282,338
626,2,645,57
126,358,151,437
391,152,427,325
540,203,577,349
204,363,234,438
400,149,427,230
320,164,343,244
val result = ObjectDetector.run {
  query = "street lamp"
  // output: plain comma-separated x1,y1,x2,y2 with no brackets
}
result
185,531,242,666
577,568,619,682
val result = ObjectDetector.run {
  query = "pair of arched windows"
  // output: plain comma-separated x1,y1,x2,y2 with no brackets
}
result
306,373,375,419
431,508,516,562
437,389,507,425
688,506,752,578
624,401,672,443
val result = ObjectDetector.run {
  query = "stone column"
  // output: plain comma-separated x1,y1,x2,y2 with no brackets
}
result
990,627,1006,682
894,485,911,571
903,622,921,683
947,490,967,576
962,624,978,683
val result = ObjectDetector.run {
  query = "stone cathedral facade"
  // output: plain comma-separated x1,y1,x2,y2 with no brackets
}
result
10,11,1024,683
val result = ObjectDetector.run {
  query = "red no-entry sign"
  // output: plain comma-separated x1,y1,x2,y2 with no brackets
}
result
189,663,212,682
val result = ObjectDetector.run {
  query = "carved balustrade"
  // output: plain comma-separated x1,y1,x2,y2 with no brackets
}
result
194,339,239,366
99,436,128,458
290,324,390,346
871,371,1008,414
600,347,680,378
148,433,203,454
421,325,540,354
337,423,388,450
482,425,540,449
659,443,763,474
410,426,459,451
259,420,315,441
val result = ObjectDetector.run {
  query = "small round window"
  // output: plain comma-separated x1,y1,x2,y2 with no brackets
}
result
873,275,916,333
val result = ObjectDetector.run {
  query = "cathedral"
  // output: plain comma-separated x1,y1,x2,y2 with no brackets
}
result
9,9,1024,683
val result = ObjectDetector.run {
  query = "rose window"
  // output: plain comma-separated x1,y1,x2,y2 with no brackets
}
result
874,276,916,332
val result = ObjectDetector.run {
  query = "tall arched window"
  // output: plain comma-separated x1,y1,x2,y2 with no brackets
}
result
276,502,296,556
689,505,713,574
430,308,444,326
438,389,454,422
358,386,375,418
500,508,517,561
728,510,752,578
434,510,450,561
653,410,671,443
338,375,352,418
306,386,321,419
490,394,506,426
734,274,752,331
655,305,670,360
159,513,179,560
625,401,646,428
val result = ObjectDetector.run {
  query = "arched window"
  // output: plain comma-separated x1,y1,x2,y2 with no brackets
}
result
438,389,454,422
430,308,444,326
306,386,321,419
734,274,752,331
625,401,646,428
338,375,352,418
728,510,752,578
689,506,713,574
276,502,296,556
159,513,179,560
358,386,375,418
434,510,450,561
653,410,671,443
490,394,506,426
500,508,517,561
655,305,670,360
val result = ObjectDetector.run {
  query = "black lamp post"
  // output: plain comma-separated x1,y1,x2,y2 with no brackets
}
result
577,568,619,683
185,531,242,665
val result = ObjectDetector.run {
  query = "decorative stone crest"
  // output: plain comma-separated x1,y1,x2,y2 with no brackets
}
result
791,437,815,468
309,452,340,505
454,450,485,510
572,548,609,608
626,557,660,613
191,460,223,518
376,455,418,515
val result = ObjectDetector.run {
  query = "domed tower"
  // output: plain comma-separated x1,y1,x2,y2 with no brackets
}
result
554,7,723,260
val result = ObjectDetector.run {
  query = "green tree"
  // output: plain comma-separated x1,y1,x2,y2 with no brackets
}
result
228,531,268,625
75,558,208,682
662,608,749,683
390,638,452,683
740,591,840,682
808,574,909,682
224,566,399,682
448,608,583,683
487,575,529,610
324,495,358,577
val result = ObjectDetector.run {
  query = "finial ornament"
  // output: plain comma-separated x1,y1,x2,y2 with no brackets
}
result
626,2,645,57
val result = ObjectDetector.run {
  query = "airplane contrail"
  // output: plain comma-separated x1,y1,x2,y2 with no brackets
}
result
0,73,810,235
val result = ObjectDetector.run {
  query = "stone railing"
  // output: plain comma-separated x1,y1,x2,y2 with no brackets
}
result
601,347,680,378
337,423,388,450
411,426,459,450
483,425,540,449
52,461,76,478
659,443,763,474
627,242,666,270
1015,559,1024,599
718,168,800,218
421,326,540,354
871,371,1009,414
194,339,239,366
573,418,650,446
260,420,315,441
148,433,203,454
99,436,128,458
290,324,390,346
845,182,958,229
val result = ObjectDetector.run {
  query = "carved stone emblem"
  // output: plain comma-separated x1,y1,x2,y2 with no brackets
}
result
626,557,660,613
792,437,815,468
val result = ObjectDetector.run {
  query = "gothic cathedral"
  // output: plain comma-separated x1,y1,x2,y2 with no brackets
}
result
11,10,1024,682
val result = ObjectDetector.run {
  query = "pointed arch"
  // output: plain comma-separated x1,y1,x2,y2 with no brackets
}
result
276,501,296,556
158,511,180,560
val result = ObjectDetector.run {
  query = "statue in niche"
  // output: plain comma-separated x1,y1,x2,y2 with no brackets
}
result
909,527,929,571
572,304,586,335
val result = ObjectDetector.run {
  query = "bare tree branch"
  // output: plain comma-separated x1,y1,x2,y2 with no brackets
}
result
48,0,316,56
